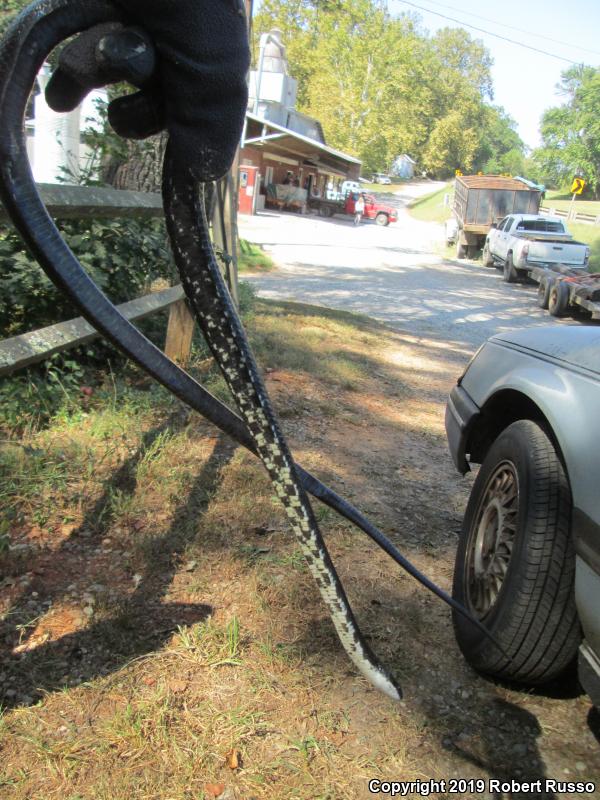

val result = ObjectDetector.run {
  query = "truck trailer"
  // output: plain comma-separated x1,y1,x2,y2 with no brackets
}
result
452,175,542,259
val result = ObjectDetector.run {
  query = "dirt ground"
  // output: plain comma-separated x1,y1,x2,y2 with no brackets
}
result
1,299,598,799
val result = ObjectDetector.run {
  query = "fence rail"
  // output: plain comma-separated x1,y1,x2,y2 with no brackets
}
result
0,183,163,222
0,285,189,377
539,205,600,226
0,182,236,376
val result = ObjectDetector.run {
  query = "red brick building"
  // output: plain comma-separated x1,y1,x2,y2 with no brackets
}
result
240,112,361,211
238,30,361,214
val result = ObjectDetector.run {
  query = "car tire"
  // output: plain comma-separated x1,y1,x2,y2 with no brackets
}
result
456,241,468,259
548,281,569,317
503,252,519,283
319,205,333,218
452,420,580,685
376,213,389,226
482,243,494,268
536,276,553,309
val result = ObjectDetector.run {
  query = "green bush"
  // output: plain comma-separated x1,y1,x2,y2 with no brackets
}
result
0,216,175,337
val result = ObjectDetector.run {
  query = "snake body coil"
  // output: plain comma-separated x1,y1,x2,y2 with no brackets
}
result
163,155,400,698
0,0,504,700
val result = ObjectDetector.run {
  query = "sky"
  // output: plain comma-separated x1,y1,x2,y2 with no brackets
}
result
387,0,600,149
254,0,600,151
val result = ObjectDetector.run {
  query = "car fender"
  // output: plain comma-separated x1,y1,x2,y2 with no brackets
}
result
461,341,596,517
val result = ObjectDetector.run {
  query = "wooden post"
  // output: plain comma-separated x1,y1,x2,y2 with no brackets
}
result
208,0,252,308
164,298,195,366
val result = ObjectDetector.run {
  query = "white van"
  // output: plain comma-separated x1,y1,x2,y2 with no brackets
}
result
340,180,361,196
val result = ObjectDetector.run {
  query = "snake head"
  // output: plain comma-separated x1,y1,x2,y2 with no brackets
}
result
44,0,250,182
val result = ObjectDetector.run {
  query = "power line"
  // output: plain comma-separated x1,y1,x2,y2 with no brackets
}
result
395,0,588,66
416,0,600,57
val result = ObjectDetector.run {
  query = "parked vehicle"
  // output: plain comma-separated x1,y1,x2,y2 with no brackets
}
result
309,192,398,226
445,326,600,706
534,267,600,319
372,173,392,185
484,214,590,281
453,175,541,259
445,217,458,246
340,180,361,195
325,180,361,201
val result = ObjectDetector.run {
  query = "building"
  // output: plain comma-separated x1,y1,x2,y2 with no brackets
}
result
239,30,361,213
26,63,107,185
392,154,417,180
25,31,360,213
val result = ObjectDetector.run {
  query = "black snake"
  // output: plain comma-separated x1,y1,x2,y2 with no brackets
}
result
0,0,502,701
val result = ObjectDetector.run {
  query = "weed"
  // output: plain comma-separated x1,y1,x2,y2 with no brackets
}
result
174,617,243,667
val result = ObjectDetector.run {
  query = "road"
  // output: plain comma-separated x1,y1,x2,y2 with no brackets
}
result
239,181,581,354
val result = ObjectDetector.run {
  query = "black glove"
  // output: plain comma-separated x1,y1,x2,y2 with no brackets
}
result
45,0,250,181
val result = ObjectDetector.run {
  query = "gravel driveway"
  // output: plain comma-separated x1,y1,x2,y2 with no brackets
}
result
239,181,582,355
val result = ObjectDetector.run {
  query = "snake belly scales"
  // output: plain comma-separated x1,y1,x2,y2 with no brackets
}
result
0,0,505,701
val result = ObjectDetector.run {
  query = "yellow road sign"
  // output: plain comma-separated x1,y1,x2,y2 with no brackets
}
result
571,177,585,195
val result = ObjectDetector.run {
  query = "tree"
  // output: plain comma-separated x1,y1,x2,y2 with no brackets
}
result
475,106,524,175
254,1,523,178
533,65,600,197
0,0,28,36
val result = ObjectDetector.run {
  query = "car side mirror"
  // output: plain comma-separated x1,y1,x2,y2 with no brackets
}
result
490,222,498,229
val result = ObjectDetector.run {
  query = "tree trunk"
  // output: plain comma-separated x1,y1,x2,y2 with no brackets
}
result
105,133,167,193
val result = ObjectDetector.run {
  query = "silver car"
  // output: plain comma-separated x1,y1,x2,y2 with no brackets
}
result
445,325,600,705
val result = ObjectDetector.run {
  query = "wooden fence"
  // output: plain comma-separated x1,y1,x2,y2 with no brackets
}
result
539,205,600,226
0,184,197,376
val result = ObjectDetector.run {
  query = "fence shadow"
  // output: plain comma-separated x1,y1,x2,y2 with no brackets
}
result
0,413,235,710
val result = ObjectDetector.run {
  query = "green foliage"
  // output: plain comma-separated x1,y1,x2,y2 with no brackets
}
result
254,0,524,178
0,351,89,433
0,217,175,337
533,65,600,197
0,0,29,37
238,240,275,272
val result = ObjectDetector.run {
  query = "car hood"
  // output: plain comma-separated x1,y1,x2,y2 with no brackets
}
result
491,326,600,377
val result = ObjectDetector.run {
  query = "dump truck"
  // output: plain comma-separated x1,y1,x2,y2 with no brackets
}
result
452,175,542,259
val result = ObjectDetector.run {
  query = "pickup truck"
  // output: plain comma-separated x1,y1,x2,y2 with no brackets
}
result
483,214,590,282
309,192,398,226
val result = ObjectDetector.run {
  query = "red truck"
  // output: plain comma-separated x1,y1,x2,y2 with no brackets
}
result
309,192,398,226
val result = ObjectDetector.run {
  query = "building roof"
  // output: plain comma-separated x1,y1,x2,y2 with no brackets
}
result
244,112,361,177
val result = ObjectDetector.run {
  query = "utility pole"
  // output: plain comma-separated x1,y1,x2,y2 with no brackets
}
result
211,0,253,308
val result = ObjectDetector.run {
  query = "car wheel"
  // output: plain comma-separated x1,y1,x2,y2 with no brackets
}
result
456,241,468,259
376,213,389,226
452,420,580,685
319,205,333,218
482,243,494,268
548,281,569,317
536,276,554,309
503,252,519,283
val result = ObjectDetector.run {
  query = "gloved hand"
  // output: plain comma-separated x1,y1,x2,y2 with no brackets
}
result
45,0,250,181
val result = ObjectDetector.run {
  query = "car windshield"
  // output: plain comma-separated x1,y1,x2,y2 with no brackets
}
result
516,219,565,233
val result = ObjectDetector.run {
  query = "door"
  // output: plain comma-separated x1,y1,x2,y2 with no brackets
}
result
495,217,513,260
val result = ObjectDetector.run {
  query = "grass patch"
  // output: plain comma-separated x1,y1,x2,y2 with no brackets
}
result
544,190,600,216
407,182,452,223
0,295,425,798
359,181,404,193
568,223,600,272
238,239,275,272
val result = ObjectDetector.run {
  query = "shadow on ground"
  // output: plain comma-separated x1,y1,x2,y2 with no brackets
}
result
0,413,235,710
